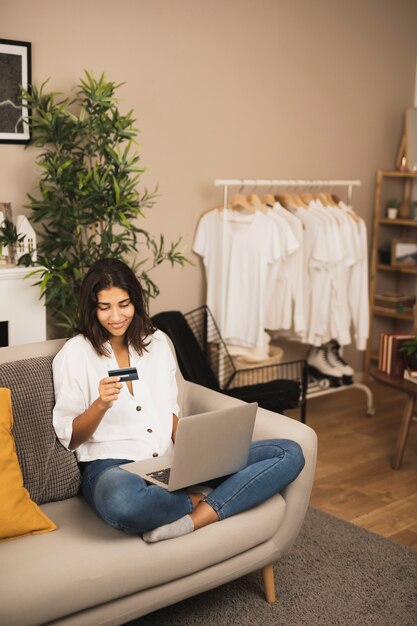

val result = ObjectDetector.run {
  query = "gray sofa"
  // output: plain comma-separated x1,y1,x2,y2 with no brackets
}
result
0,336,317,626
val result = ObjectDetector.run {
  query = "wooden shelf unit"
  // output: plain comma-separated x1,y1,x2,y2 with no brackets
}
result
365,170,417,380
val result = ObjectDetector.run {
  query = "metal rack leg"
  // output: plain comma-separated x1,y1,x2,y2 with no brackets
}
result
306,382,375,416
300,399,307,423
353,383,375,416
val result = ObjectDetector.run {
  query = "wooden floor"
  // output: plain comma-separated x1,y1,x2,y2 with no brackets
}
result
287,379,417,549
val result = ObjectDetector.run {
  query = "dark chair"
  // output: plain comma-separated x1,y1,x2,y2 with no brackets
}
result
152,306,308,422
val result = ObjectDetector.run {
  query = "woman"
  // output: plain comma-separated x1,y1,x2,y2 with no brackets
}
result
53,258,305,542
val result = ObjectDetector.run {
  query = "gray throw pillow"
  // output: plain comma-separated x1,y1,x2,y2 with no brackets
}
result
0,356,81,504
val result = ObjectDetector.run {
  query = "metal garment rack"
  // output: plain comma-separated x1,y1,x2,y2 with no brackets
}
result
214,178,362,209
213,177,375,416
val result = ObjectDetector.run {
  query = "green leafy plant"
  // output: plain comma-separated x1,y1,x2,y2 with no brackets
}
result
0,219,25,259
399,336,417,371
21,71,188,332
399,336,417,356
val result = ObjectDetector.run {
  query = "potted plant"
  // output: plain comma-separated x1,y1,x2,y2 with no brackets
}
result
20,72,187,333
385,199,398,220
400,336,417,371
0,219,25,264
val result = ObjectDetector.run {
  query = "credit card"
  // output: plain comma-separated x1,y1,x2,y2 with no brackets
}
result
108,367,139,382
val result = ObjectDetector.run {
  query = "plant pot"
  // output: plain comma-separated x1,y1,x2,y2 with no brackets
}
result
404,353,417,371
7,244,16,265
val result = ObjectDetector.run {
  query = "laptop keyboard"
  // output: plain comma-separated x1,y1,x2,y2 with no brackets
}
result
146,468,171,484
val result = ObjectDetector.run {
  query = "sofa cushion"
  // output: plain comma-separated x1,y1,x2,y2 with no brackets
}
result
0,388,56,542
0,492,285,626
0,356,81,504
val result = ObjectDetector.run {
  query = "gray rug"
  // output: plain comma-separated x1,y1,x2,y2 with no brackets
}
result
127,507,417,626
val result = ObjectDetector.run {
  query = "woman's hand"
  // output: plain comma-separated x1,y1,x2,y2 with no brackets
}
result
69,377,122,450
98,376,123,409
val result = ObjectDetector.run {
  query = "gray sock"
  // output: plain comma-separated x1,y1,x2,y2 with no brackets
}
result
142,515,194,543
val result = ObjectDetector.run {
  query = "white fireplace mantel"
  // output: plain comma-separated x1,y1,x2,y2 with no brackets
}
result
0,265,46,346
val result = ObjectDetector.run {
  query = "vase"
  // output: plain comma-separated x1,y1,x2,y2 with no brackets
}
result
398,200,411,219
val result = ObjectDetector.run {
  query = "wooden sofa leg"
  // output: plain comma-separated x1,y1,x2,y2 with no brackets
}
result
261,563,276,603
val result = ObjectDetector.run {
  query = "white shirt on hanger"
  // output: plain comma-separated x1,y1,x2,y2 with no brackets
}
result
266,202,306,334
339,202,369,350
193,209,282,351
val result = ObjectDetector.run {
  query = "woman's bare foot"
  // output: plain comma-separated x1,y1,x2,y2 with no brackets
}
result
189,500,219,530
190,492,205,509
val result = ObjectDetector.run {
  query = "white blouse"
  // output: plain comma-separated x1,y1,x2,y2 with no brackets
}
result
52,330,179,462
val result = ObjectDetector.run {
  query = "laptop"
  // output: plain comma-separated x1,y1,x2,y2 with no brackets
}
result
121,402,257,491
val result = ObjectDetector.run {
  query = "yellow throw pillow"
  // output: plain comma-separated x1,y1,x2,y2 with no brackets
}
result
0,388,56,542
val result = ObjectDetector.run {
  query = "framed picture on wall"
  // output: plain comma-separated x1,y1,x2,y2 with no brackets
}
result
391,239,417,266
0,38,31,144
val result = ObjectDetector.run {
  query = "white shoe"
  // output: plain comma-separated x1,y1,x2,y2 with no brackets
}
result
327,340,354,384
307,346,343,387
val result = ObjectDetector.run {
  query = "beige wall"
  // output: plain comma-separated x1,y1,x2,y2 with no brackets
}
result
1,0,417,368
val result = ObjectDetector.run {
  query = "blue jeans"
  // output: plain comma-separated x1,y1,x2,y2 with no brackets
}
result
81,439,305,534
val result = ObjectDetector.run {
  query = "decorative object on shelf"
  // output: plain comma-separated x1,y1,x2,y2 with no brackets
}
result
15,216,36,262
20,71,188,333
398,198,411,219
378,242,391,265
396,107,417,172
0,218,26,265
405,107,417,172
386,199,399,219
0,39,31,144
399,336,417,371
0,215,6,264
399,156,408,172
403,367,417,383
0,203,28,265
375,293,415,312
0,202,12,262
391,239,417,266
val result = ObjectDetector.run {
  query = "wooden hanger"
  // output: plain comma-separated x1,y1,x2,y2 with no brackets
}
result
231,193,255,213
333,194,361,222
226,193,257,222
247,193,268,213
325,193,339,207
262,193,276,207
316,193,335,207
300,193,315,206
290,193,309,209
275,193,301,209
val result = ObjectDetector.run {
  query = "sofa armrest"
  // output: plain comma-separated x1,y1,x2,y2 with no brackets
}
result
181,380,317,557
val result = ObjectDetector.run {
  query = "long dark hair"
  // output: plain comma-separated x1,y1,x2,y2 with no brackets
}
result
76,258,156,356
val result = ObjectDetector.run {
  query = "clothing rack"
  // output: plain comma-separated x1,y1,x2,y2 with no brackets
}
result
214,178,362,208
213,177,374,416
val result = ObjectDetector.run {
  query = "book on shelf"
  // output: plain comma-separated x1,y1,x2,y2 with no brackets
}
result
377,332,414,377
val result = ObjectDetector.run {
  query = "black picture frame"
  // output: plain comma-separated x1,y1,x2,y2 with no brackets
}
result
0,38,31,144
